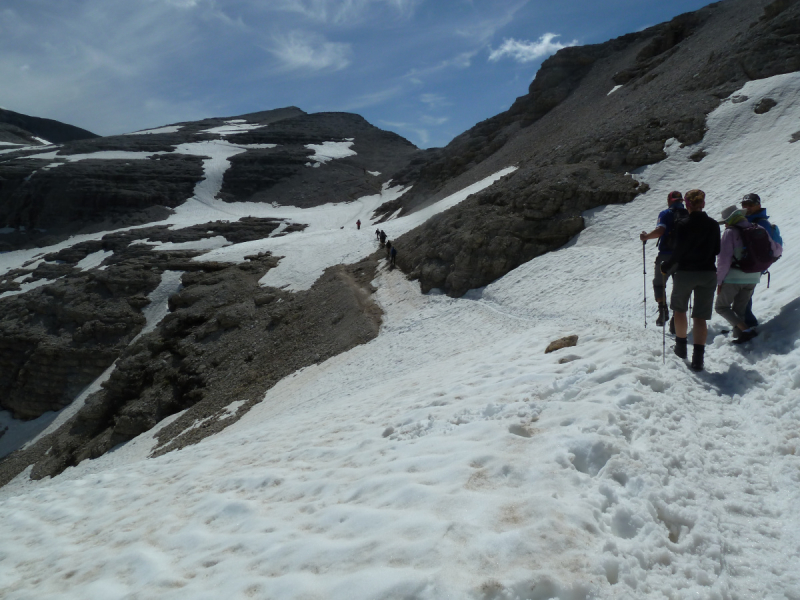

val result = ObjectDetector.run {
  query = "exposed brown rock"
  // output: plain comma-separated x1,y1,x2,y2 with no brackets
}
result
545,335,579,354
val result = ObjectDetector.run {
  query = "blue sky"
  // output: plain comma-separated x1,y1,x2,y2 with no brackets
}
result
1,0,712,148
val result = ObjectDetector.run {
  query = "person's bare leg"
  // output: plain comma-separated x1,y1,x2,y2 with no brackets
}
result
692,318,708,345
673,311,688,338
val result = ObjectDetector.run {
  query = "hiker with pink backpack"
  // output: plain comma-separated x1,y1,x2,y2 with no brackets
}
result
715,200,783,344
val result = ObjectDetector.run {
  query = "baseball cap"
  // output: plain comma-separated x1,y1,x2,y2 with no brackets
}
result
741,193,761,206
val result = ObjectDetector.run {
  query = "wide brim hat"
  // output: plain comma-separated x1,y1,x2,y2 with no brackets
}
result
719,205,746,224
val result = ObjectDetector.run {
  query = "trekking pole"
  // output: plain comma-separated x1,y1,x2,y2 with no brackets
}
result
662,267,668,364
642,241,647,328
662,306,666,364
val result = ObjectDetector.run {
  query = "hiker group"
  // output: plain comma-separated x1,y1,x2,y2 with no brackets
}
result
640,190,782,371
374,228,397,266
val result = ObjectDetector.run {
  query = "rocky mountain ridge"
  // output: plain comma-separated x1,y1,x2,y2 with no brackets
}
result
389,0,800,296
0,107,416,251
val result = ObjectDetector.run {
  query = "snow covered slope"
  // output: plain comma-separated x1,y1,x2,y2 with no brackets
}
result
1,73,799,599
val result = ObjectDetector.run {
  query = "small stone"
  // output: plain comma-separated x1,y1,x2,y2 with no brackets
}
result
754,98,777,114
545,335,579,354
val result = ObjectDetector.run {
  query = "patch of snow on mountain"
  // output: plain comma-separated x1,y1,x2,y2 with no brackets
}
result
0,275,61,300
304,140,357,166
135,236,231,252
16,270,185,453
0,146,35,155
125,125,183,135
75,249,113,271
200,121,267,136
26,149,170,168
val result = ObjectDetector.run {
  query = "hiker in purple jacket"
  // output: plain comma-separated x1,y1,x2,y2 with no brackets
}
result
715,206,761,344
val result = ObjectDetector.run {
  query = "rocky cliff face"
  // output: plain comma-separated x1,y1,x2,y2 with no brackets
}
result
388,0,800,296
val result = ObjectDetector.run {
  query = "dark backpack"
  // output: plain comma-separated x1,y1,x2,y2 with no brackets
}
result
660,205,689,252
733,224,780,273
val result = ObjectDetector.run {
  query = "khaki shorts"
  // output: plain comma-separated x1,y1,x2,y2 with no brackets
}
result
670,270,717,320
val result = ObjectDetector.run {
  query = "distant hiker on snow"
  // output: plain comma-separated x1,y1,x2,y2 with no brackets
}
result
740,193,783,328
715,206,764,344
356,219,361,230
376,228,381,241
379,230,387,247
640,191,688,328
660,189,721,372
390,245,397,267
385,240,392,260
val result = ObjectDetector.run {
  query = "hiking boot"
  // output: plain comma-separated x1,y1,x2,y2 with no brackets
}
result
674,337,688,359
690,345,705,371
668,317,675,335
733,329,758,344
656,304,669,327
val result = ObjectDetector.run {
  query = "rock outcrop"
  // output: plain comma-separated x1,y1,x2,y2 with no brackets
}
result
0,218,286,421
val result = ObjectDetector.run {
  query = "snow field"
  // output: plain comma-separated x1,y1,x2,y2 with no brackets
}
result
305,140,357,166
1,73,800,599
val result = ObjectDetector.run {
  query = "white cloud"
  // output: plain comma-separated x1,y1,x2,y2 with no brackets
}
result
420,93,449,109
274,0,419,25
270,30,352,72
161,0,201,7
340,86,404,110
381,120,429,146
420,115,448,126
403,50,477,82
454,2,527,45
488,33,576,64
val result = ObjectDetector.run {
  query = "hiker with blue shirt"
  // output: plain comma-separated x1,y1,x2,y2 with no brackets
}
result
715,206,761,344
640,191,688,328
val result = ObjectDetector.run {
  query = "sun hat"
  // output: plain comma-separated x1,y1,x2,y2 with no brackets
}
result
719,205,746,225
